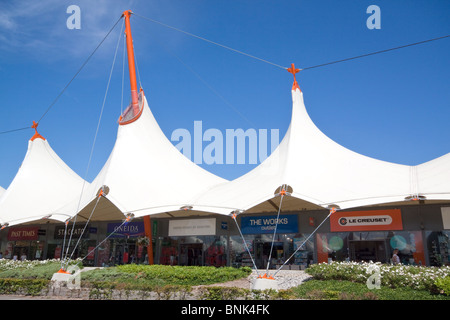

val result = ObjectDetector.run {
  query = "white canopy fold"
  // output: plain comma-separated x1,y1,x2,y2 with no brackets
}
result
0,134,87,226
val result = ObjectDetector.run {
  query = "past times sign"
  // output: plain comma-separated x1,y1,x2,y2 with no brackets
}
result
330,209,403,232
8,227,39,241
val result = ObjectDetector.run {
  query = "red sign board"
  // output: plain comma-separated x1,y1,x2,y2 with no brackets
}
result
8,227,39,241
330,209,403,232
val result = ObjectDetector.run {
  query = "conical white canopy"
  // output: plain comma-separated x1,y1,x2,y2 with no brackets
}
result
189,79,449,214
0,186,5,199
0,132,87,226
56,90,227,220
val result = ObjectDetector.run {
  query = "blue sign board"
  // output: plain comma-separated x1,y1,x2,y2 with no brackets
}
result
107,222,145,238
240,215,298,234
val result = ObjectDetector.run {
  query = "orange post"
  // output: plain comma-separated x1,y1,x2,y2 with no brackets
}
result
143,215,154,265
122,10,140,115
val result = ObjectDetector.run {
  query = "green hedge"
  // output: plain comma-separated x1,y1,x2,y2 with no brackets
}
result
0,278,50,296
435,277,450,296
114,264,252,286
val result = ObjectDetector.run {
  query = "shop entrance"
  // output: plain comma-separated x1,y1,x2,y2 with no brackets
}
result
12,244,28,261
179,243,203,266
349,240,388,263
10,241,43,260
255,241,284,269
112,241,137,265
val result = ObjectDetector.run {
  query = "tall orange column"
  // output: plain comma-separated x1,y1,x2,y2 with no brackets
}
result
143,215,154,265
122,10,140,115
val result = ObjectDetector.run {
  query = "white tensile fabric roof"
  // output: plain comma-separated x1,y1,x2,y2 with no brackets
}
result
189,81,450,214
415,153,450,202
0,186,5,198
57,80,450,222
54,90,228,221
1,81,449,226
0,133,87,227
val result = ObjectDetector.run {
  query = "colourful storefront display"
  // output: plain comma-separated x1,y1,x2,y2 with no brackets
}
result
0,205,449,268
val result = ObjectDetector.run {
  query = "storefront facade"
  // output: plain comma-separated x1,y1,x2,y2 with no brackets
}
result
317,205,448,266
3,226,44,260
0,204,449,268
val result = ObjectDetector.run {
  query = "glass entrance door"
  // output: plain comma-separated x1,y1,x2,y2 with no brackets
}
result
349,240,388,263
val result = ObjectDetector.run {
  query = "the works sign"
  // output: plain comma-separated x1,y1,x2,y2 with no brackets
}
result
330,209,403,232
240,214,298,234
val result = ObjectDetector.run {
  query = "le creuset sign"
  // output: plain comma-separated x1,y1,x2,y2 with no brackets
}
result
330,209,403,232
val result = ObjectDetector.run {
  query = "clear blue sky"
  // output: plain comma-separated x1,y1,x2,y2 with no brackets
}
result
0,0,449,188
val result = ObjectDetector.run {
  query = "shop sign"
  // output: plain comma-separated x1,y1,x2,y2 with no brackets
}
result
107,222,145,238
8,227,39,241
54,225,89,239
240,214,298,234
169,218,216,236
330,209,403,232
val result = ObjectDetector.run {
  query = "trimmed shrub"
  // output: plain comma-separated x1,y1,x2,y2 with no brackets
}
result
0,278,49,296
435,277,450,296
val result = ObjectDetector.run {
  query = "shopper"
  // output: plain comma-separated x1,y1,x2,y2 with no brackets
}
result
392,249,401,265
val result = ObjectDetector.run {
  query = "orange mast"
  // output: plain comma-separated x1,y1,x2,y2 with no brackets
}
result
122,10,140,116
122,11,153,264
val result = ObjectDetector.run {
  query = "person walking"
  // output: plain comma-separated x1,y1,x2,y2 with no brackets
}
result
392,249,401,265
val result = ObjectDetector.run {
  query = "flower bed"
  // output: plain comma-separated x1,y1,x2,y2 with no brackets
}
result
0,258,61,271
306,261,450,292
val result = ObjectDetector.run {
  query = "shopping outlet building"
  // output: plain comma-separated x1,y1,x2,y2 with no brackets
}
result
1,13,449,271
1,81,449,269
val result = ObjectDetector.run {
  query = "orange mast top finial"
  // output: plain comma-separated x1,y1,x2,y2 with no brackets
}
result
30,121,45,141
122,10,140,116
287,63,301,91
